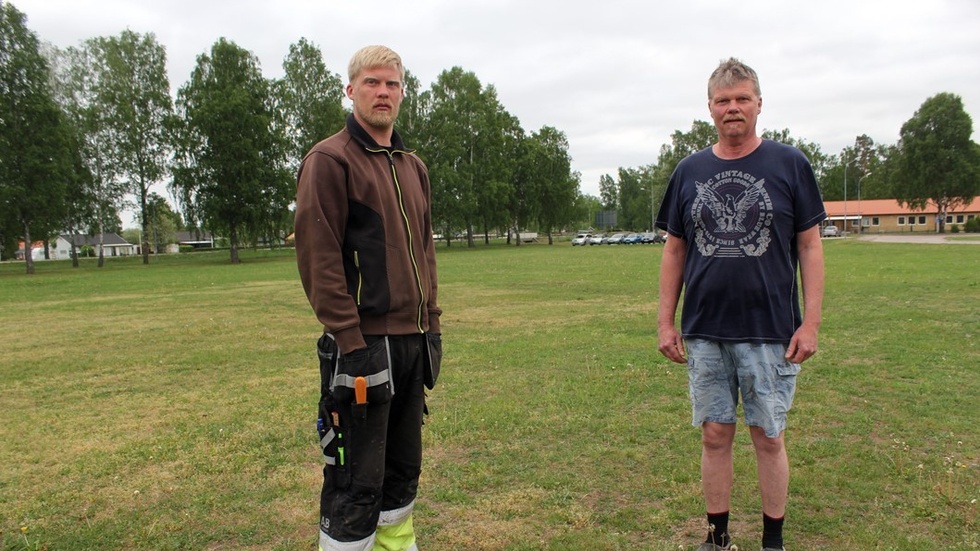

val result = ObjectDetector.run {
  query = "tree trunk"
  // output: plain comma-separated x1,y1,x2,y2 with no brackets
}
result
98,220,105,268
937,198,948,234
230,225,240,264
24,222,35,275
141,181,150,265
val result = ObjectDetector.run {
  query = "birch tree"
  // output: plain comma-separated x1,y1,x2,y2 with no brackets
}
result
87,30,172,263
175,38,290,263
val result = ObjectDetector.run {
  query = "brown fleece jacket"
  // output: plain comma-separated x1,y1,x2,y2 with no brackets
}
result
294,115,441,354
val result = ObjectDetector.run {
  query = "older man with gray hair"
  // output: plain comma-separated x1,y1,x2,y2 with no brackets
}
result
656,58,826,551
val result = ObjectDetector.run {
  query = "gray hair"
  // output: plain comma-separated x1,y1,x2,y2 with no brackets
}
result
708,58,761,99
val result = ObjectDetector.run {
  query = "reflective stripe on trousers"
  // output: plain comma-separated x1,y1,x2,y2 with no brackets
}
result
375,500,416,551
319,500,417,551
317,532,417,551
320,532,374,551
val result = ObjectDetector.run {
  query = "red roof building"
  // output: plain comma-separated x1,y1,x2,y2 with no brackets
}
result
822,197,980,234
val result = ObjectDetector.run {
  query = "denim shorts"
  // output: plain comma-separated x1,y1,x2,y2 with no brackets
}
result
686,338,801,438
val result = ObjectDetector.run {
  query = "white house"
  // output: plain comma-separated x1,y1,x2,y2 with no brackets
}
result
49,233,138,260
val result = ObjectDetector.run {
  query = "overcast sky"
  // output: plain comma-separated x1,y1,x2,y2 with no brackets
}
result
12,0,980,199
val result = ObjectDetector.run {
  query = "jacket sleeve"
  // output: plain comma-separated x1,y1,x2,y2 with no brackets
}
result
419,166,442,335
294,149,367,354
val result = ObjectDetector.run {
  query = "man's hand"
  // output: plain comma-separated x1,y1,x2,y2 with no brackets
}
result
785,324,818,363
658,324,687,364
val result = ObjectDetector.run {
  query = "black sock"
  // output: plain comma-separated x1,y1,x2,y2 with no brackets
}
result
762,513,784,549
705,511,730,547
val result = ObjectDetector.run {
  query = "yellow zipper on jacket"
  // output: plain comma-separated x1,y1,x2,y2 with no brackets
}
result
353,250,363,305
370,147,426,333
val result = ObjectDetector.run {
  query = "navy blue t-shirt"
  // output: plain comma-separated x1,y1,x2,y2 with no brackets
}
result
655,140,826,343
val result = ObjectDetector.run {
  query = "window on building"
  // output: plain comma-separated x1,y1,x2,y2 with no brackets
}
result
872,217,880,226
946,215,954,223
898,216,906,225
957,215,965,223
918,216,927,225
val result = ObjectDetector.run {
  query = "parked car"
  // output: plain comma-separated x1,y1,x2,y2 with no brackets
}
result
641,232,664,244
623,233,643,244
822,225,840,237
588,233,605,245
605,233,626,244
571,232,591,246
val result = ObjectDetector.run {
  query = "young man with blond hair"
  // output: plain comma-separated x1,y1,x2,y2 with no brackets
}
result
295,45,442,551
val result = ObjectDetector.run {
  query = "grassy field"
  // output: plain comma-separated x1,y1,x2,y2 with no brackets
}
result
1,240,977,550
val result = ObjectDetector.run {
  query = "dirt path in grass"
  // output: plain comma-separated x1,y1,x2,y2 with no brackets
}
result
852,233,980,244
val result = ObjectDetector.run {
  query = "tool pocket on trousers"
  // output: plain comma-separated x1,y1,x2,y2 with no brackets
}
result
332,338,393,405
317,334,338,397
423,333,442,390
317,395,351,489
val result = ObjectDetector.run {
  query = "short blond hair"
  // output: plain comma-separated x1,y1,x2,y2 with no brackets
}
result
348,45,405,84
708,57,761,99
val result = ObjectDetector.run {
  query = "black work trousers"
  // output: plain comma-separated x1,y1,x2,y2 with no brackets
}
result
316,333,426,542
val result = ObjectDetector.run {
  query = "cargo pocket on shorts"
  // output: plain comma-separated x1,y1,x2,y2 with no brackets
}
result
775,361,801,377
772,359,801,417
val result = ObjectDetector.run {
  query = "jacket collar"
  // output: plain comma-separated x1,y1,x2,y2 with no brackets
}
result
345,113,412,153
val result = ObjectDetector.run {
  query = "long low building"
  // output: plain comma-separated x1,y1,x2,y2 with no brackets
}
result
822,197,980,234
17,233,137,260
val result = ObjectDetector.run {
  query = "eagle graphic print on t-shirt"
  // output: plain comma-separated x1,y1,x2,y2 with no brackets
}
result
691,170,773,258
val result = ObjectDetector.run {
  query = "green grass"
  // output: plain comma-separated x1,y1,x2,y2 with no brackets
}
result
1,241,977,550
946,234,980,242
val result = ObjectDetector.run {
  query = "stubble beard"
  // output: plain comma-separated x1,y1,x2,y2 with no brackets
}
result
357,103,398,132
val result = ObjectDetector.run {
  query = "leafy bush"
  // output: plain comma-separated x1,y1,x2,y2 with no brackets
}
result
965,217,980,233
950,224,960,233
